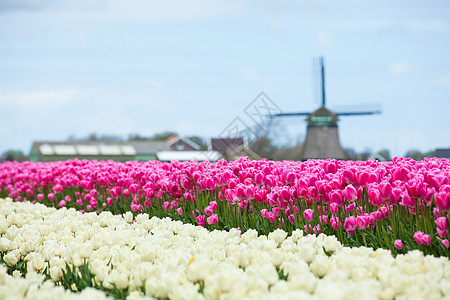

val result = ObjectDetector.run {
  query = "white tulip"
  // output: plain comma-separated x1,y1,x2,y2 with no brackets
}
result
0,237,10,252
3,252,18,267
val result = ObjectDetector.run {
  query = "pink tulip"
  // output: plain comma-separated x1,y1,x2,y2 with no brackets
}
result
436,192,450,211
285,172,296,184
272,207,280,216
368,189,383,206
288,214,295,223
379,181,392,200
177,207,183,215
303,209,314,222
209,201,218,210
280,188,290,202
345,203,355,211
414,231,430,245
343,168,356,184
343,185,358,202
207,214,218,225
58,200,66,208
123,189,130,198
400,193,415,208
313,224,321,234
421,233,431,245
437,228,447,238
319,215,328,225
394,239,403,250
356,215,370,230
435,217,448,231
48,193,54,201
267,212,276,223
37,193,44,201
254,172,265,185
330,216,340,230
260,209,268,218
329,190,343,205
196,215,206,227
204,205,214,216
284,207,291,215
131,203,141,211
162,201,171,210
129,184,137,194
184,192,193,202
330,203,339,214
442,239,449,249
90,189,98,198
343,216,357,234
433,207,440,218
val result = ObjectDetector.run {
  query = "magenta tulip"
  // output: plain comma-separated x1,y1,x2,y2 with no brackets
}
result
394,239,404,250
267,212,276,223
196,215,206,227
288,214,295,223
343,185,358,202
303,209,314,222
207,214,218,225
204,205,213,216
435,217,448,231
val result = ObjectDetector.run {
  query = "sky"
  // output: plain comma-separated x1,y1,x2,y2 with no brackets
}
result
1,0,449,158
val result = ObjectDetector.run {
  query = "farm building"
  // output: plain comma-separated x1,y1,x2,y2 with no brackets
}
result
436,148,450,160
29,137,222,162
29,141,169,162
209,137,259,160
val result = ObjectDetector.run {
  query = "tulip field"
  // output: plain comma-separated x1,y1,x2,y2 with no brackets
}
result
1,157,450,299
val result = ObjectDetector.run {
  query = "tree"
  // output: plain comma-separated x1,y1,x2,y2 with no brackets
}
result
250,136,277,159
0,150,28,162
377,149,391,161
150,131,178,141
187,136,207,150
404,149,436,161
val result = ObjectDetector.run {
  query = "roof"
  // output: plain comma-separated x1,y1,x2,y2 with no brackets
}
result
32,141,169,156
128,141,170,154
306,106,339,125
156,151,222,161
436,148,450,159
33,142,137,156
166,136,201,150
209,138,245,152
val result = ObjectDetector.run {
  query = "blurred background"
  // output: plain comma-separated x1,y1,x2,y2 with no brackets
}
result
1,0,449,162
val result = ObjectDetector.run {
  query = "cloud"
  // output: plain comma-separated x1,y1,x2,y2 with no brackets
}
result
317,29,331,47
389,61,416,76
0,89,78,108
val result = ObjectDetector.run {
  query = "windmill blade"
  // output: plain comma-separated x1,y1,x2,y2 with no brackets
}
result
333,103,382,116
336,110,382,116
269,112,311,118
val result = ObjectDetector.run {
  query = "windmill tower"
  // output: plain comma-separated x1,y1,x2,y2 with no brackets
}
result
270,57,381,160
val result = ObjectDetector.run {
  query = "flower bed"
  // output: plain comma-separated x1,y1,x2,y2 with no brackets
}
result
1,157,449,256
1,198,450,299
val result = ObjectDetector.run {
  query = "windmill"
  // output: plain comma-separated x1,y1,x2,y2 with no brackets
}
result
269,57,382,160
